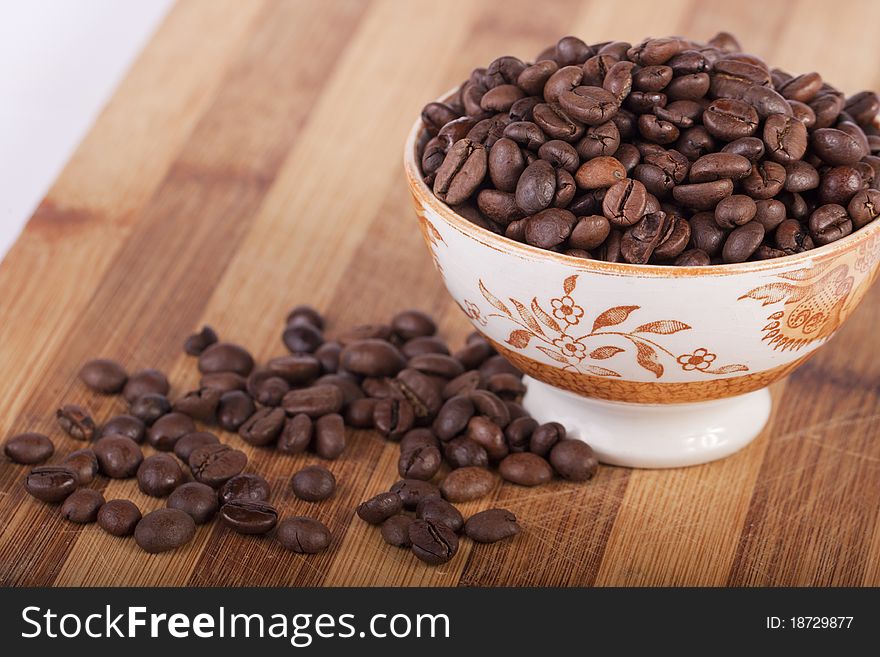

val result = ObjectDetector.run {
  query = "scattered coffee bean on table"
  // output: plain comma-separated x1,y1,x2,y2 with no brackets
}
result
137,453,186,497
98,499,142,536
61,448,99,484
78,358,128,394
4,433,54,464
167,482,219,524
219,473,271,505
464,508,521,544
291,465,337,502
220,500,279,535
419,33,880,264
61,488,105,524
276,517,331,554
25,465,78,503
134,508,196,554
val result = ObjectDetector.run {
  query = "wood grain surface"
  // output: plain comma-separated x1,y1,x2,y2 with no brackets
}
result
1,0,879,587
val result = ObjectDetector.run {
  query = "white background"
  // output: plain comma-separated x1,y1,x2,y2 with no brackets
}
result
0,0,173,259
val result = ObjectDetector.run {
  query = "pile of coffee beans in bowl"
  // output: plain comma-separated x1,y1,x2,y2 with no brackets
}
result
418,32,880,265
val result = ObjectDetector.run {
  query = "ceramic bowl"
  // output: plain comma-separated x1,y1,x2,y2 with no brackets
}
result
404,117,880,468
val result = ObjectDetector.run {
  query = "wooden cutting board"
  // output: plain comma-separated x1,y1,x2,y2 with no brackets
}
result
1,0,879,587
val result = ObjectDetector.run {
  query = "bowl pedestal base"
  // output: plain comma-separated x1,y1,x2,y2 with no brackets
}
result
522,376,771,468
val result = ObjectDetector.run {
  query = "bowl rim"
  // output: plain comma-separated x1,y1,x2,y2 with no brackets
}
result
403,112,880,279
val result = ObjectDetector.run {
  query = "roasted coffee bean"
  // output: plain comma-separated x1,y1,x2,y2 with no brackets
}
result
4,432,54,464
537,139,579,172
443,437,489,469
653,213,691,260
703,99,759,141
672,179,733,210
239,407,286,446
442,370,481,400
499,452,553,486
434,138,487,205
421,102,460,136
314,342,342,374
505,417,538,453
167,482,218,524
189,444,247,487
123,369,169,403
291,465,336,502
721,136,765,161
146,412,195,451
809,93,845,129
130,393,171,426
463,416,507,464
373,398,415,440
319,374,365,406
79,358,127,394
408,354,465,380
575,156,626,189
417,497,463,533
763,113,808,163
577,121,621,159
282,322,324,354
381,515,414,548
569,215,611,250
282,384,344,418
402,336,450,359
400,428,440,454
524,208,576,248
714,194,757,228
60,488,104,524
532,102,585,142
99,414,146,443
220,500,278,535
200,372,247,393
173,431,219,462
56,404,96,441
137,453,185,497
812,127,867,166
340,339,406,377
488,138,526,193
398,444,442,480
741,160,786,199
788,99,817,127
848,189,880,229
753,199,787,231
674,248,711,266
247,372,290,407
477,189,522,225
689,153,751,182
25,465,77,503
440,466,495,503
277,517,331,554
464,508,521,544
559,86,619,126
809,204,853,245
278,414,313,454
198,342,254,377
61,448,99,484
183,326,218,356
219,473,271,506
486,373,525,400
722,221,765,263
779,72,823,102
689,212,726,255
784,160,820,192
343,397,377,428
94,435,143,479
469,389,511,427
135,508,196,553
819,165,863,205
515,160,556,213
433,395,475,441
503,120,546,149
602,178,647,226
518,60,558,95
390,479,440,510
621,211,670,264
409,519,458,565
397,368,443,419
775,218,815,254
358,492,403,525
97,499,141,536
287,304,325,330
391,310,436,341
172,387,221,423
742,84,791,118
314,413,346,459
529,422,565,457
544,66,583,104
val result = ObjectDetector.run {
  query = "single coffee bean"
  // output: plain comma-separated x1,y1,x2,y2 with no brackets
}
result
721,136,765,161
410,519,458,565
314,413,346,459
783,160,820,192
146,412,195,451
286,305,326,329
61,448,99,484
672,179,733,210
407,354,465,380
602,179,648,227
398,444,442,480
714,194,757,228
568,215,610,250
396,368,443,419
464,508,521,543
220,500,278,535
741,160,786,199
198,342,254,377
848,189,880,229
123,369,169,403
819,165,863,205
703,99,759,140
402,336,450,359
779,72,823,102
434,138,487,205
723,221,765,263
575,156,626,189
183,325,218,356
486,373,525,400
99,414,146,443
357,491,405,526
247,372,290,407
505,417,538,453
239,407,286,446
559,85,619,125
173,387,221,422
621,211,670,264
373,398,416,440
134,508,196,553
444,437,489,469
94,435,143,479
4,432,54,464
61,488,105,524
314,342,342,374
689,153,751,182
577,121,621,159
97,499,141,536
515,159,556,214
417,497,464,533
775,218,815,254
688,212,726,255
79,358,128,394
524,208,577,248
400,428,440,455
56,404,96,441
674,248,711,266
808,204,853,245
529,422,565,457
532,103,585,142
129,393,171,426
442,371,481,400
465,416,508,461
503,120,547,149
812,127,867,166
276,517,331,554
469,389,511,427
219,473,271,506
173,431,219,462
390,479,440,510
763,113,808,163
499,452,553,486
200,371,247,393
167,482,218,524
189,444,247,487
137,453,185,497
488,138,526,193
343,398,377,428
340,339,406,378
381,515,414,548
391,309,436,341
281,385,344,419
278,413,313,454
742,84,792,118
217,390,256,432
291,465,336,502
282,321,324,354
440,466,496,503
25,465,77,503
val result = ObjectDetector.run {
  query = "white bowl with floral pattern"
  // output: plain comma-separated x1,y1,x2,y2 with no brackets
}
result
404,118,880,467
